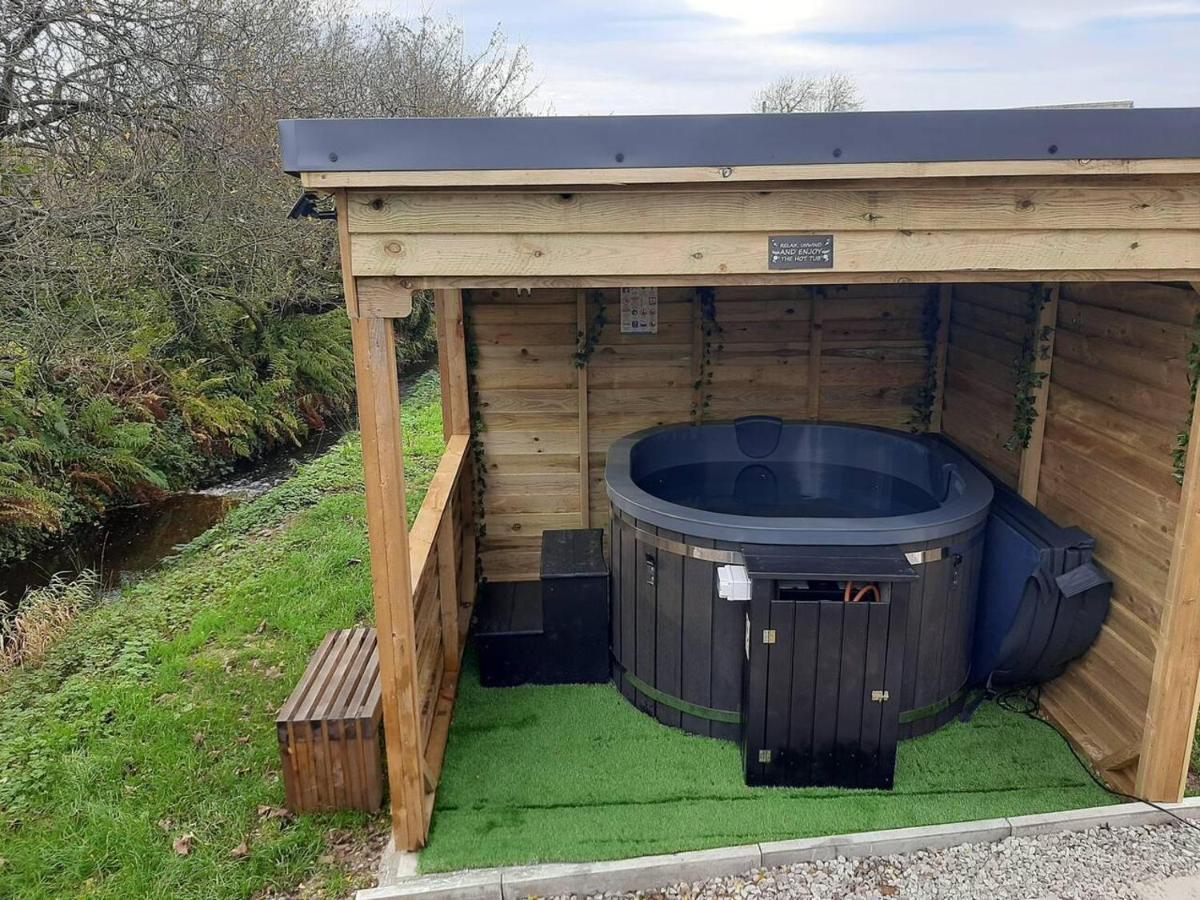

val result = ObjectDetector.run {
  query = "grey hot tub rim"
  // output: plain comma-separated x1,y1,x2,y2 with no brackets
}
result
604,418,994,546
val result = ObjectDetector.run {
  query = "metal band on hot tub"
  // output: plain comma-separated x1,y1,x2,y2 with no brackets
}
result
614,509,746,564
615,509,951,570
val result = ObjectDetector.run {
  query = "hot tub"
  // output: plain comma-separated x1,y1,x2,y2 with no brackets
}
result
604,417,993,745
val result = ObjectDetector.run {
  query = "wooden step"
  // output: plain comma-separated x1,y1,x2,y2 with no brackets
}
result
276,627,383,813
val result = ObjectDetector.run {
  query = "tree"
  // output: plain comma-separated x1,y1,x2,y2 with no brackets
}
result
753,73,863,113
0,0,535,563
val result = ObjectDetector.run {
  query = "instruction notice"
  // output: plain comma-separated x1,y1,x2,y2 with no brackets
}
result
768,234,835,269
620,287,658,334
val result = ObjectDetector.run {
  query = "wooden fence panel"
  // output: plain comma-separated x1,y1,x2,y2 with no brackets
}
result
1034,282,1199,794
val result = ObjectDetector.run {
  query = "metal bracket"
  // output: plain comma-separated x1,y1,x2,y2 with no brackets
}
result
758,749,772,763
871,690,890,703
287,191,337,221
905,547,947,566
762,629,777,645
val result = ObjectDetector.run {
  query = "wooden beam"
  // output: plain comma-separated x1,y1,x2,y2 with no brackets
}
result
576,290,590,528
301,156,1200,190
334,190,360,318
407,435,471,581
349,316,426,848
1017,284,1061,504
345,186,1200,235
349,231,1200,279
434,290,471,439
929,284,954,433
380,270,1200,291
807,288,823,420
1135,379,1200,803
1096,743,1141,773
357,277,413,318
436,506,460,676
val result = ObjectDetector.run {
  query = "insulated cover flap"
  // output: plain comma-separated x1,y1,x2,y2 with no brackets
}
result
1058,526,1096,551
1056,562,1109,598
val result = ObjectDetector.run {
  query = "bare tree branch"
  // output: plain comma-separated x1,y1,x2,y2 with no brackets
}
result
754,72,863,113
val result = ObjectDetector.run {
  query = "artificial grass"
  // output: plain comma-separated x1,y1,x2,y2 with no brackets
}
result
421,658,1116,873
0,371,444,899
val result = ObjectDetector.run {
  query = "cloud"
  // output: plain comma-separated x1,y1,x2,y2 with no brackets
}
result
366,0,1200,114
680,0,1200,33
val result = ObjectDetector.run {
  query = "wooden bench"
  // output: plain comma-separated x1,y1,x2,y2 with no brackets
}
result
276,627,383,813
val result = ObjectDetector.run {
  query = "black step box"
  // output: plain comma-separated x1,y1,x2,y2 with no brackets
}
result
473,529,610,686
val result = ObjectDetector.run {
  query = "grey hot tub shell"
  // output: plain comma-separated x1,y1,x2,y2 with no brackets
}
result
604,419,993,743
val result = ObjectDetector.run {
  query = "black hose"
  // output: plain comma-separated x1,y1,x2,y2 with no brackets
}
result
994,684,1200,834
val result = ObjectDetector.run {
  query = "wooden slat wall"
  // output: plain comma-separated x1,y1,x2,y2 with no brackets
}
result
470,289,582,581
941,284,1028,485
344,178,1200,287
1033,282,1198,790
587,288,697,529
469,285,932,581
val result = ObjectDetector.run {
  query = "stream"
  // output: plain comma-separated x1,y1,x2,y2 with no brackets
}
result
0,427,345,615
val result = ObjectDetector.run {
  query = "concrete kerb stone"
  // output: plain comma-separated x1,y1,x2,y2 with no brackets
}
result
357,868,504,900
759,817,1012,868
499,844,762,900
359,798,1200,900
1008,797,1200,837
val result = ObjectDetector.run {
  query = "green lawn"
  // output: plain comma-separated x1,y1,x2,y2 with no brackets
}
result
0,366,1119,895
0,372,444,900
421,662,1114,873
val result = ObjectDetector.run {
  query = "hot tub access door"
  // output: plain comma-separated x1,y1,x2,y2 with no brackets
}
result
741,547,915,789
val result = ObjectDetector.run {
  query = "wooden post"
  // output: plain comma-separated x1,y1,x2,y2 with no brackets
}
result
433,288,477,658
335,190,360,319
576,290,591,528
434,289,471,439
929,285,953,433
1017,284,1060,504
436,507,460,675
350,316,428,849
1136,379,1200,802
807,288,824,420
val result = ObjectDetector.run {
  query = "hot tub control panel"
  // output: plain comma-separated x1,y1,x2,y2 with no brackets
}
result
741,548,915,790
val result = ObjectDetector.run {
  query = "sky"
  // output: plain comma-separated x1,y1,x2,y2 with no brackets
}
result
391,0,1200,114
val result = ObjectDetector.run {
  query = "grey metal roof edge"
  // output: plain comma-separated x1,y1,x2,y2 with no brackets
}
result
278,107,1200,174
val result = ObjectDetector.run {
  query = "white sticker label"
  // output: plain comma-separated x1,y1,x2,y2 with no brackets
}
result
620,287,658,334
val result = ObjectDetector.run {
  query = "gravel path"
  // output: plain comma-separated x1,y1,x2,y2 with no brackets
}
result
564,823,1200,899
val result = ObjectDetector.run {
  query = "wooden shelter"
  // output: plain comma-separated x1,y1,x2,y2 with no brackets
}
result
280,108,1200,851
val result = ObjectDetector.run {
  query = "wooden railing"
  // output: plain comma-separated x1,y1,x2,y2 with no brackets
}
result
404,433,475,825
348,289,473,851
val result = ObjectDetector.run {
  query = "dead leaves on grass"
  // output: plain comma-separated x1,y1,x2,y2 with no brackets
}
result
257,804,294,824
172,832,195,856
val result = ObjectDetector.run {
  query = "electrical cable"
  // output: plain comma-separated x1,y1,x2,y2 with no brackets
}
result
994,684,1200,834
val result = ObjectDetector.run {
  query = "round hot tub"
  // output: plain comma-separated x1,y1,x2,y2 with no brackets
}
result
604,417,993,743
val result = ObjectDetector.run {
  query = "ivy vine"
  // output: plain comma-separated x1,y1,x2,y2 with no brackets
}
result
462,294,487,556
573,290,608,368
907,288,942,433
1172,310,1200,483
1003,284,1054,452
691,287,722,423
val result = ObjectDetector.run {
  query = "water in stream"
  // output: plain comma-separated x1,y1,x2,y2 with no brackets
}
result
0,428,344,614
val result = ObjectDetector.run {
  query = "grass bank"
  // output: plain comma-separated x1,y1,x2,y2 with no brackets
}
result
0,364,1136,893
0,371,443,899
